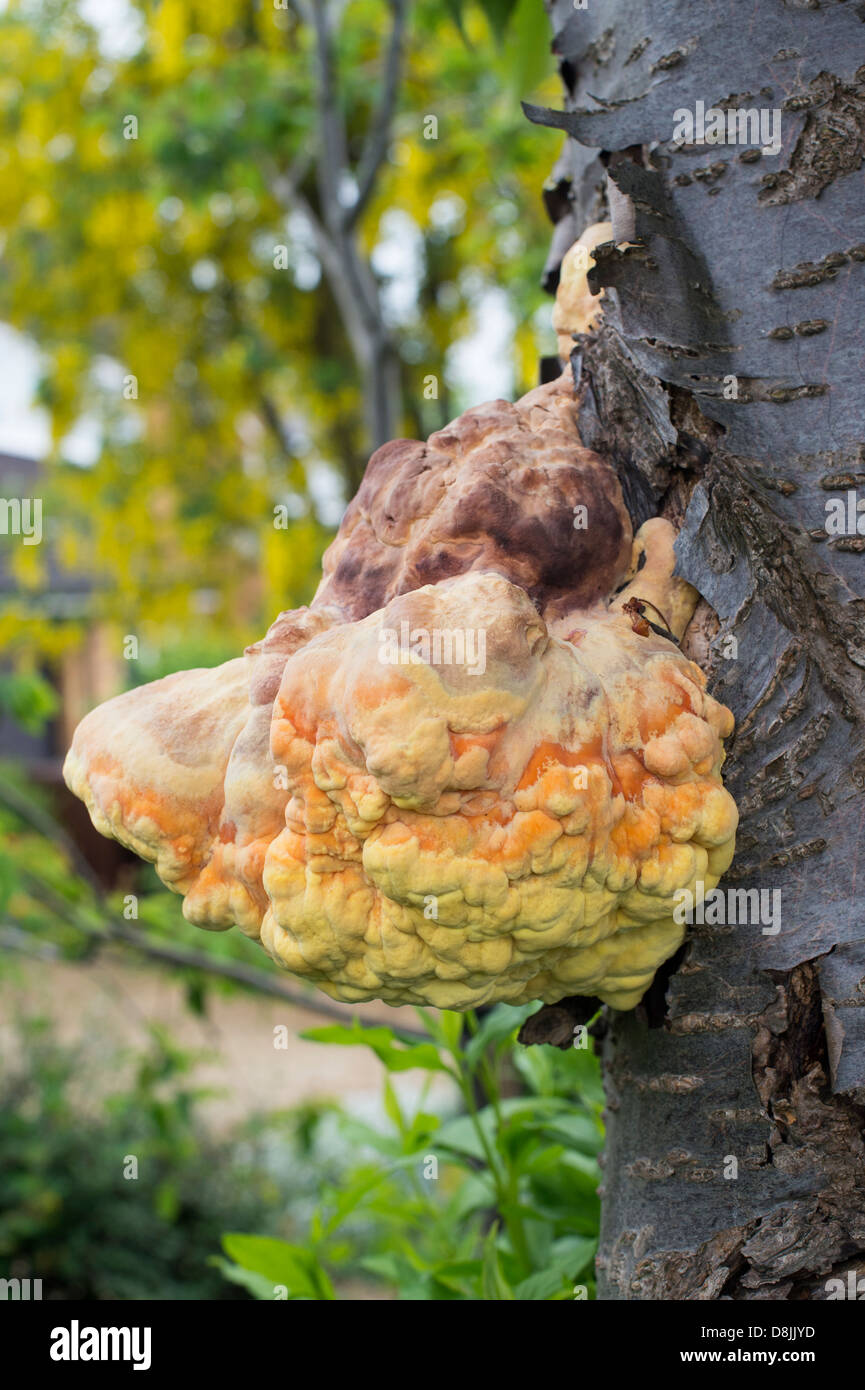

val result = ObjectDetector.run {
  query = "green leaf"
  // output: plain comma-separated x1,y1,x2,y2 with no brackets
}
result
548,1234,597,1279
336,1112,404,1159
513,1267,571,1300
529,1154,602,1228
154,1179,180,1223
436,1095,590,1164
445,1170,496,1221
435,1109,492,1162
507,1236,596,1299
438,1010,465,1056
502,0,552,94
404,1110,441,1153
440,0,469,40
211,1256,277,1301
319,1163,403,1237
0,672,58,734
357,1252,406,1287
481,1226,514,1300
544,1113,604,1153
382,1076,404,1133
509,1109,603,1156
221,1234,335,1300
463,1002,540,1069
429,1258,483,1298
301,1018,449,1074
478,0,520,40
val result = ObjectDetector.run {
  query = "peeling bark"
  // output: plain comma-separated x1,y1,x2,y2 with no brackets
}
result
525,0,865,1300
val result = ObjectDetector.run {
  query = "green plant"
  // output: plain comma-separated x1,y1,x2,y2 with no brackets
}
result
0,1019,285,1300
0,671,59,734
218,1004,603,1300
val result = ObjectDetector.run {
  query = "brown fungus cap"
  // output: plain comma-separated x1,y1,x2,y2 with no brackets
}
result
314,377,633,623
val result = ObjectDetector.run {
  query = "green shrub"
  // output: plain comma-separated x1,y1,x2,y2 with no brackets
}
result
0,1019,286,1300
219,1004,604,1301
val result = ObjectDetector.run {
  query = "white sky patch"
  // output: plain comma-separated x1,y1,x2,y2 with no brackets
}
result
307,459,347,528
428,193,466,237
284,211,321,291
337,171,359,210
191,258,220,292
78,0,144,60
533,300,557,357
0,330,142,465
371,209,423,327
0,325,49,459
59,415,102,467
446,287,515,410
158,196,184,223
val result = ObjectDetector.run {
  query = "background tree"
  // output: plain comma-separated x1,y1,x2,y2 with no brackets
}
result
524,0,865,1300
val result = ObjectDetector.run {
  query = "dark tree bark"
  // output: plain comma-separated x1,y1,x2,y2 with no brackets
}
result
524,0,865,1300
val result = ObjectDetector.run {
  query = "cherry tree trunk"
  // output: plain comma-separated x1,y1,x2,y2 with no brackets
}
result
526,0,865,1300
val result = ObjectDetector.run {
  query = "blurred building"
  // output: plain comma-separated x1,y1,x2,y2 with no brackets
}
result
0,450,130,882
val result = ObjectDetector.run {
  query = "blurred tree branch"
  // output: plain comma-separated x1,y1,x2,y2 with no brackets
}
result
276,0,409,453
350,0,409,228
0,773,428,1036
11,866,430,1038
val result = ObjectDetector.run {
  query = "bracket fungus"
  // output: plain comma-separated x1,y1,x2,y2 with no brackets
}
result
552,219,612,358
64,235,737,1013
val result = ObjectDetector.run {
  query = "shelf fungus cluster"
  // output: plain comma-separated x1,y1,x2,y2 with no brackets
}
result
64,233,737,1013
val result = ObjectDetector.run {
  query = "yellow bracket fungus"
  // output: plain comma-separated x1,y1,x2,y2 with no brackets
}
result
64,233,737,1013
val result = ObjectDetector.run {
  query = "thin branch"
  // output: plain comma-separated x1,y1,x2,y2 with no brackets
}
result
271,147,313,210
309,0,351,233
3,709,426,1038
259,392,296,461
0,924,62,960
289,184,380,364
0,773,104,895
270,3,405,455
287,0,311,25
11,871,431,1040
348,0,409,229
98,921,430,1039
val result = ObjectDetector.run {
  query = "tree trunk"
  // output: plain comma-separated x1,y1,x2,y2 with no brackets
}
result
525,0,865,1300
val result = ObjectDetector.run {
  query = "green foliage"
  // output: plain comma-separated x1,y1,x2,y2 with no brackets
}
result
220,1004,603,1301
0,671,59,733
0,0,561,666
445,0,552,94
219,1234,337,1301
303,1016,450,1074
0,1020,284,1300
